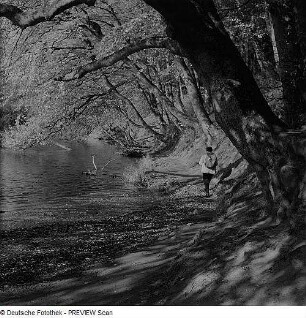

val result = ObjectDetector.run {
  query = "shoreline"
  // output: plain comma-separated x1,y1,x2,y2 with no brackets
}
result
0,180,216,304
1,143,305,305
1,169,305,305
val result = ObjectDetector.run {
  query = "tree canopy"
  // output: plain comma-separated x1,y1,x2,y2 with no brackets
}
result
0,0,305,222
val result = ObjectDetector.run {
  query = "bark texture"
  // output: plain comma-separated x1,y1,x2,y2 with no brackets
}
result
267,0,303,127
294,0,306,108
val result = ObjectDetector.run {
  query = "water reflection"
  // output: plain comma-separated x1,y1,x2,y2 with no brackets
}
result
0,140,143,230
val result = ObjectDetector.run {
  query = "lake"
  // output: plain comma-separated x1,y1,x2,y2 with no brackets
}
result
0,140,148,230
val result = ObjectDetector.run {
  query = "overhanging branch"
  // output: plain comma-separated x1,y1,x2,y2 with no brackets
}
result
0,0,96,29
55,36,183,81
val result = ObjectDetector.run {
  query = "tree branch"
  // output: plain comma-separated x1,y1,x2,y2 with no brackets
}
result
55,36,183,81
125,59,197,127
103,75,165,140
0,0,96,29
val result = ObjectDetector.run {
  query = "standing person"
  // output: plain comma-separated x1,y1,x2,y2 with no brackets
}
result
199,147,218,197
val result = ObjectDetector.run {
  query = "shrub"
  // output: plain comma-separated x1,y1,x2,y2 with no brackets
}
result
123,156,154,186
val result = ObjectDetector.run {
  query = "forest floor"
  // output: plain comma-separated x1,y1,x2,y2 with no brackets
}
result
1,134,305,305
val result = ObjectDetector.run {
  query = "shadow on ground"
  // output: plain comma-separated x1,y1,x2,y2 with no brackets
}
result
1,171,305,305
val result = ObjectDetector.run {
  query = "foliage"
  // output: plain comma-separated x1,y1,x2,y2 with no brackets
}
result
0,1,305,224
0,0,289,150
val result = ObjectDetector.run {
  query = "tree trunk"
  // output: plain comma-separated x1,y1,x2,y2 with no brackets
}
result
175,81,188,113
144,0,306,222
175,57,214,144
266,0,303,127
294,0,306,110
138,85,168,134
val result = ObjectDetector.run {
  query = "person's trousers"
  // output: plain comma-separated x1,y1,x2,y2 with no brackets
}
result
202,173,214,195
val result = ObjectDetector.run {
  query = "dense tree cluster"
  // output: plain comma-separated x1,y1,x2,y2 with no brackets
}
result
0,0,305,223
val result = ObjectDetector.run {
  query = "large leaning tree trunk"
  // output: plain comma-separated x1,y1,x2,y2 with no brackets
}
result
144,0,306,222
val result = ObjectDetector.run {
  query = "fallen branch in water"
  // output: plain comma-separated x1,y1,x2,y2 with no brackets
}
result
100,158,115,171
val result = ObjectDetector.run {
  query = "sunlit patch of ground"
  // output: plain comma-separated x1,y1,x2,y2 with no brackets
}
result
153,183,306,305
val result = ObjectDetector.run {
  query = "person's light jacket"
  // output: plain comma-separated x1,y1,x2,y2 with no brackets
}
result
199,153,217,174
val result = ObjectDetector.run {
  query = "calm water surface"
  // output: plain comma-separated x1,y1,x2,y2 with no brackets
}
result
0,140,151,230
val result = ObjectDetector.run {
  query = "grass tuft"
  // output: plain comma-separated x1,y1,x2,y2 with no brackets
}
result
123,156,154,186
